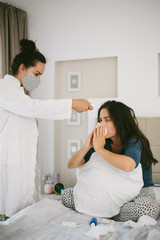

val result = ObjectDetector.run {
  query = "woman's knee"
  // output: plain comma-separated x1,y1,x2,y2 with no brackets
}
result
62,188,75,210
135,196,160,220
114,202,138,222
114,196,160,222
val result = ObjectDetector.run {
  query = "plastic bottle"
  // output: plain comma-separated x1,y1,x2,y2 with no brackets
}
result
89,217,98,227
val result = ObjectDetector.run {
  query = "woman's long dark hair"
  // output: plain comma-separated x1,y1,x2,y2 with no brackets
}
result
98,100,158,170
11,39,46,75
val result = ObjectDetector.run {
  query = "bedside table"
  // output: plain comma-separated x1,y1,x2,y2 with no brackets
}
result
41,193,62,201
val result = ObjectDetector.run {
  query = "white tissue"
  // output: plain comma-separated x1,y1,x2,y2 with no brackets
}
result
85,225,115,240
91,103,95,107
123,215,157,228
96,122,107,136
100,219,111,224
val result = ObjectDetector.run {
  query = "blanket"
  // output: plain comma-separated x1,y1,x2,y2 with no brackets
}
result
0,198,160,240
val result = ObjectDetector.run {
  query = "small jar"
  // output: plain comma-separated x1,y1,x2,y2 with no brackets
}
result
44,183,53,194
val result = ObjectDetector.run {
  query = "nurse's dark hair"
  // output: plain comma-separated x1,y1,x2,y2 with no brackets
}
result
11,39,46,75
97,100,158,169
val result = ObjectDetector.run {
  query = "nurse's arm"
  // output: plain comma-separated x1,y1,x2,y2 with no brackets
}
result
0,86,92,119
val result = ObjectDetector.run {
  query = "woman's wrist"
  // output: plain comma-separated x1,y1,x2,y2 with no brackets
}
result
95,146,104,155
81,145,90,155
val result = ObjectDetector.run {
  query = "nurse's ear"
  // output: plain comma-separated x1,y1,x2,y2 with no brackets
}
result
15,64,28,86
18,63,27,73
18,64,27,75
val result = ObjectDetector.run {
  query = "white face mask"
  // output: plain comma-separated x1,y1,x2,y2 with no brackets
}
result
22,70,41,91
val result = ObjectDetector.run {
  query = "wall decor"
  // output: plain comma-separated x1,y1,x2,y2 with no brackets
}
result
67,72,81,91
67,139,81,158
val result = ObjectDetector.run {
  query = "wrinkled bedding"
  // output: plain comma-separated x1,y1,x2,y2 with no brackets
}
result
0,188,160,240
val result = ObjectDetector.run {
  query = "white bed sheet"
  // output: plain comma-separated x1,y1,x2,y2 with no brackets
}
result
0,187,160,240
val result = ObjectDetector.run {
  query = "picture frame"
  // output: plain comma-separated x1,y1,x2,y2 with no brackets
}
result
67,72,81,91
67,139,81,158
67,109,80,125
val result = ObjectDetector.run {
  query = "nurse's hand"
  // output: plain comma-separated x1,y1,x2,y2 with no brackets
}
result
72,99,93,112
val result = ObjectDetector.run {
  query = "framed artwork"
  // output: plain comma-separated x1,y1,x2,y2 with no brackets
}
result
67,109,80,125
67,72,81,91
67,140,81,158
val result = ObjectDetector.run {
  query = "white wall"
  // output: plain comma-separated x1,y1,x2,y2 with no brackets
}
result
1,0,160,184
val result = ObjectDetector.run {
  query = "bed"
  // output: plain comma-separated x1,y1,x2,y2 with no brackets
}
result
0,117,160,240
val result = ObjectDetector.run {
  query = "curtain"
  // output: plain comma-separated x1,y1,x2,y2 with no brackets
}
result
0,32,2,78
0,2,28,78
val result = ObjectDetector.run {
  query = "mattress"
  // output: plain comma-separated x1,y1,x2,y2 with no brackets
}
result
0,187,160,240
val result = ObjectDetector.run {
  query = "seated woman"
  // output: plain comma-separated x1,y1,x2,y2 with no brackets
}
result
62,100,160,221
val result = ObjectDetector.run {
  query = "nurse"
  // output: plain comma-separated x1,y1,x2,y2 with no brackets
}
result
0,39,93,218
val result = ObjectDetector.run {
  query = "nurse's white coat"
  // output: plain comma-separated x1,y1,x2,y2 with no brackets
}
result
0,75,72,217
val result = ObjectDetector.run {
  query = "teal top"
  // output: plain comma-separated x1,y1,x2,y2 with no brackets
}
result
84,138,154,188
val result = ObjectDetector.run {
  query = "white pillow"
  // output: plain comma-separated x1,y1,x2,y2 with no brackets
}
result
73,152,143,218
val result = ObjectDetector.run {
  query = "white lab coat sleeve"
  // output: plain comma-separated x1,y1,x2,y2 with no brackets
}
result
0,85,72,120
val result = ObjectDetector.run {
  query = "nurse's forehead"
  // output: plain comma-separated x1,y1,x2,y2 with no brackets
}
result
31,63,45,74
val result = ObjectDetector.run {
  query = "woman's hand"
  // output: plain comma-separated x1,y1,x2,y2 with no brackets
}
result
84,129,94,150
72,99,93,112
93,126,105,153
68,129,94,169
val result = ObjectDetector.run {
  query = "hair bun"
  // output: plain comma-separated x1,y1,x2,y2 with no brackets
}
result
20,39,37,53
